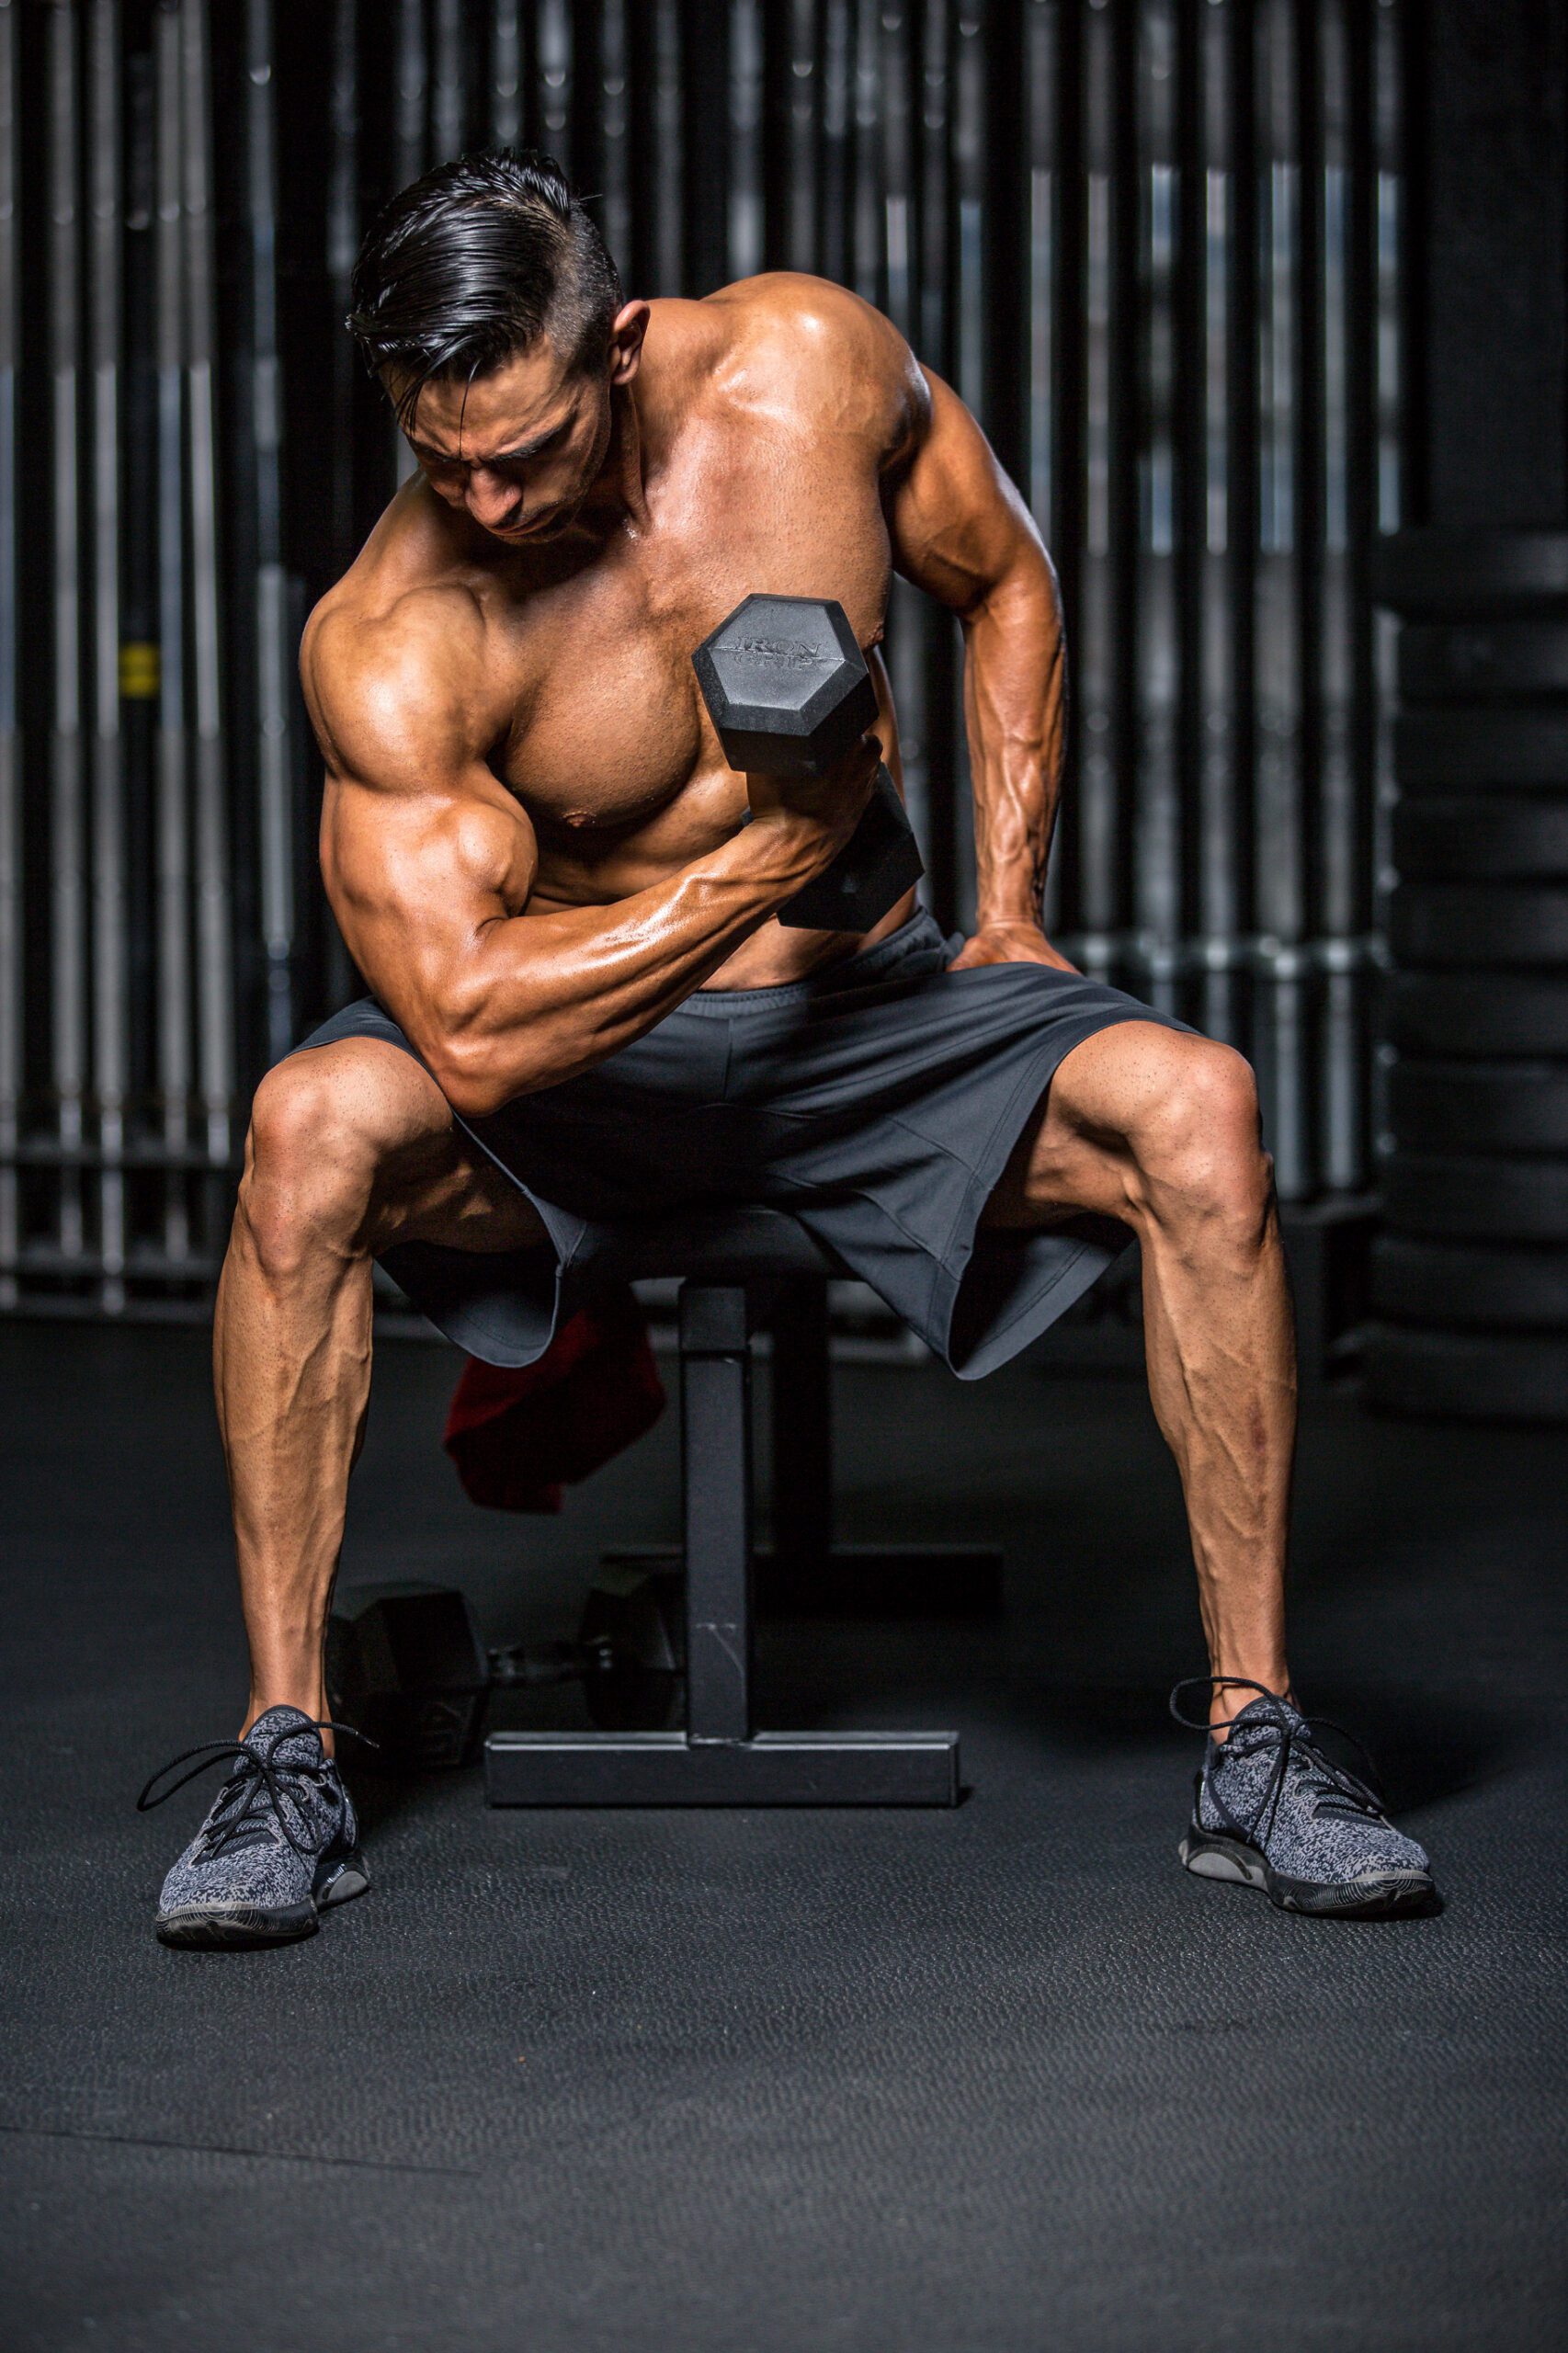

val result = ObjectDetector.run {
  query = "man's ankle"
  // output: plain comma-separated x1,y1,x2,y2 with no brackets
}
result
1206,1672,1293,1742
242,1690,331,1753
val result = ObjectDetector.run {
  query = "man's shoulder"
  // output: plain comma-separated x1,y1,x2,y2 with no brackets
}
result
301,515,499,780
685,274,929,453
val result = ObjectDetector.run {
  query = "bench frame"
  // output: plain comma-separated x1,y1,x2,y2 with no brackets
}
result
485,1271,979,1807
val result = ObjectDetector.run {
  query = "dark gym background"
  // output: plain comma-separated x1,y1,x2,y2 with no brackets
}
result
2,6,1565,2351
2,0,1412,1295
4,0,1564,1418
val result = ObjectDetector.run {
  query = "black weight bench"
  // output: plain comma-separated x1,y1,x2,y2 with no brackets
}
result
483,1207,1001,1809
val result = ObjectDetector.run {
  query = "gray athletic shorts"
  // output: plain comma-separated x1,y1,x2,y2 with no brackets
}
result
292,907,1189,1380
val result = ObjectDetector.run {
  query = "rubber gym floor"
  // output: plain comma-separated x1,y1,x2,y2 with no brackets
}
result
1,1314,1562,2353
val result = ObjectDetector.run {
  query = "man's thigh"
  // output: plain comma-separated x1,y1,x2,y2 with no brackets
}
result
271,1037,548,1257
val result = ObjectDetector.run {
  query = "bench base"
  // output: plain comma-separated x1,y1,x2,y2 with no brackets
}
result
484,1727,960,1807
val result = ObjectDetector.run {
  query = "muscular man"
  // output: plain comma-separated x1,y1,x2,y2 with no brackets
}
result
142,150,1435,1946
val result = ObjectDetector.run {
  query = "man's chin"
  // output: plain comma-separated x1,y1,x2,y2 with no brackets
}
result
494,506,572,543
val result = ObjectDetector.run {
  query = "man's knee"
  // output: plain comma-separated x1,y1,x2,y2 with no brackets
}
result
237,1053,388,1279
1124,1037,1272,1238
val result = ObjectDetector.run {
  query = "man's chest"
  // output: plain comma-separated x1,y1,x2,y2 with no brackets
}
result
489,432,894,842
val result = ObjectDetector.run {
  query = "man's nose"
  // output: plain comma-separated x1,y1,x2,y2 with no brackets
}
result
466,468,521,530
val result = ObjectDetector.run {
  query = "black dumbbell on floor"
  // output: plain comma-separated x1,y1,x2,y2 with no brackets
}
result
693,592,925,933
325,1567,684,1771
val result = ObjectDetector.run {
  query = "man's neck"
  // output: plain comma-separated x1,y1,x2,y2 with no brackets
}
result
585,379,652,536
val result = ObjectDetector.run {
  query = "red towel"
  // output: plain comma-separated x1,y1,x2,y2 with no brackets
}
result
442,1284,666,1513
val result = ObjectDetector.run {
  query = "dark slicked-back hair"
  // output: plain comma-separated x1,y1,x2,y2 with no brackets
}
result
347,148,622,426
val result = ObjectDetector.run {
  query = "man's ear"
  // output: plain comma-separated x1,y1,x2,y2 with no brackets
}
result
607,300,651,387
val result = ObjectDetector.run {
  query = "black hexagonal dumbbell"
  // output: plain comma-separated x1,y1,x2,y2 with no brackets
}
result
325,1571,683,1771
692,592,925,932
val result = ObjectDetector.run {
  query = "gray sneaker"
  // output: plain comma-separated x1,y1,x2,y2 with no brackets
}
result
1172,1679,1438,1919
139,1705,369,1949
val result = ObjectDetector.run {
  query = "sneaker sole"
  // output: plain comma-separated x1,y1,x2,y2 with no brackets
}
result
155,1850,370,1950
1178,1827,1438,1919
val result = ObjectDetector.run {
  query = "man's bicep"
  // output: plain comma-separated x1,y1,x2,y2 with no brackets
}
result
323,769,540,1053
889,367,1050,617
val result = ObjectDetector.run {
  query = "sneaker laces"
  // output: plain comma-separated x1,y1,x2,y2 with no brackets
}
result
136,1718,367,1864
1169,1677,1388,1851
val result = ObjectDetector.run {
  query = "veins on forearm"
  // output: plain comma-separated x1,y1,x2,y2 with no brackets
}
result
964,587,1066,926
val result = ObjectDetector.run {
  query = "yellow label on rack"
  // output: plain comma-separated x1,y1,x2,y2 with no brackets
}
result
119,642,161,700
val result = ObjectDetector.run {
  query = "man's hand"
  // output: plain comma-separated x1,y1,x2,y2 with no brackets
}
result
744,731,881,850
947,920,1078,973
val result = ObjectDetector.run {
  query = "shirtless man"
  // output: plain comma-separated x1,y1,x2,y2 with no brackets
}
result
142,149,1435,1945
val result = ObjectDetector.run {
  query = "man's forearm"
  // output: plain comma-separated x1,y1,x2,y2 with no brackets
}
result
961,561,1066,929
424,811,835,1116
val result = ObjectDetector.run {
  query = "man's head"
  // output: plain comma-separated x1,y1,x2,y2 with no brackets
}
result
347,148,646,542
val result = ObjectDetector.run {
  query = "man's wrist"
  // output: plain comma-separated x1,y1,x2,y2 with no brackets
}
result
974,905,1045,934
734,804,837,894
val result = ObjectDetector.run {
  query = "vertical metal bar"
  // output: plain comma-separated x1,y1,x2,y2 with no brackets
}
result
1049,0,1085,942
538,0,572,166
918,0,949,369
1253,0,1307,1198
1173,0,1199,1019
1075,0,1118,977
850,0,881,304
951,11,984,416
881,7,928,880
652,2,683,292
89,0,125,1306
326,1,359,554
818,2,849,288
1341,0,1376,1197
1369,0,1406,1176
730,0,765,280
181,0,233,1172
395,0,426,187
0,0,17,1304
48,1,85,1260
679,1286,754,1747
154,2,190,1257
1226,0,1258,1051
491,0,523,147
1026,0,1056,536
915,0,956,928
881,4,914,338
949,5,985,932
681,0,731,296
598,0,631,268
1109,0,1140,986
1374,2,1403,537
1133,0,1181,1017
431,0,465,164
983,5,1028,494
870,9,923,875
247,0,294,1071
1027,0,1059,932
786,0,817,273
1191,0,1237,1043
1292,0,1326,1201
1313,0,1359,1191
392,0,426,484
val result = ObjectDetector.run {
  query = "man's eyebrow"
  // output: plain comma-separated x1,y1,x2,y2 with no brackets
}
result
409,419,570,467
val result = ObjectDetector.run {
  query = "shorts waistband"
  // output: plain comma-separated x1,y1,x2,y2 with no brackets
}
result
678,905,949,1015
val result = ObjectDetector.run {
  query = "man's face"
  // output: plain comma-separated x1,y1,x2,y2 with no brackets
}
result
397,344,609,541
393,302,645,544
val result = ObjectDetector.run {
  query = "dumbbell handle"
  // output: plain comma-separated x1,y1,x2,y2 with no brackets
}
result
774,760,923,932
487,1636,614,1690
